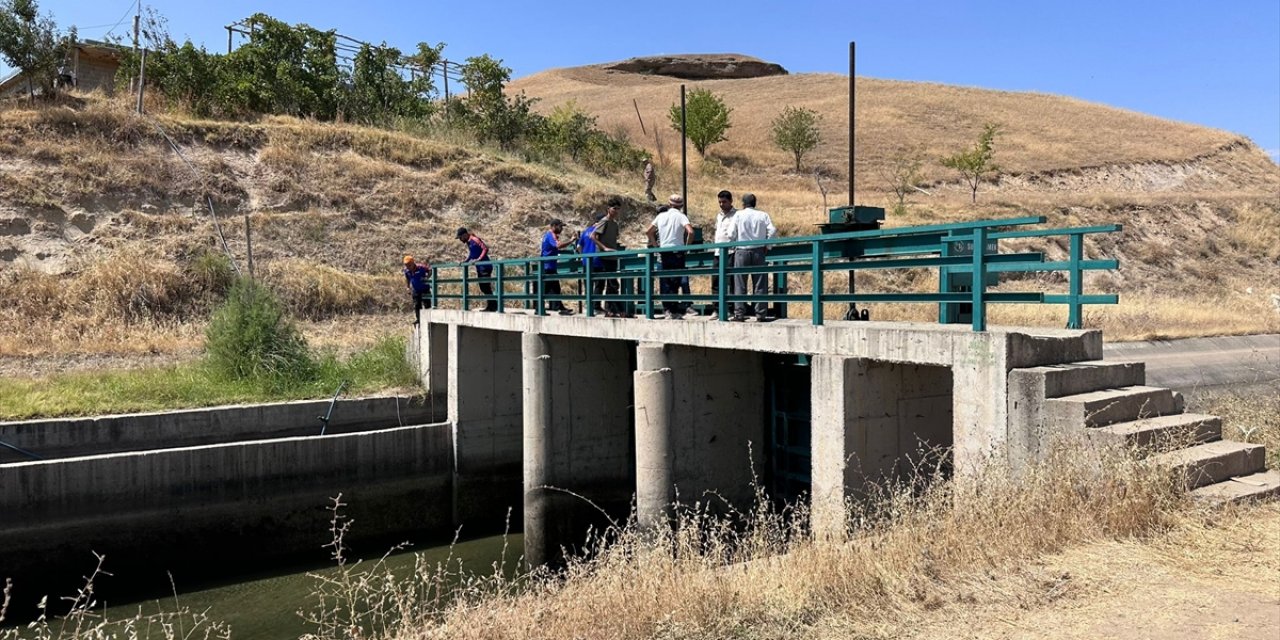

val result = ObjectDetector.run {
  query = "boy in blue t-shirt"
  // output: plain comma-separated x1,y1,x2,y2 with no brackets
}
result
539,219,579,315
402,255,431,324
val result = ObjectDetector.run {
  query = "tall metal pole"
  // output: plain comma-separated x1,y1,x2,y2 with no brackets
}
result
680,84,687,213
849,41,855,207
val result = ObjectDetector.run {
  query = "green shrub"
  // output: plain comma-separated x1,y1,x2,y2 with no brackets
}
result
204,277,314,384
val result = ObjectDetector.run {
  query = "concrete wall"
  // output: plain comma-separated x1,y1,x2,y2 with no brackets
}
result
0,396,439,463
811,357,952,537
448,325,523,530
635,343,765,517
0,422,454,605
417,322,449,401
524,334,634,565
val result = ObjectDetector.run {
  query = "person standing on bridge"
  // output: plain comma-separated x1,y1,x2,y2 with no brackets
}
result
403,255,431,325
539,219,578,315
590,197,625,317
647,195,694,320
711,189,737,318
457,227,498,312
727,193,777,322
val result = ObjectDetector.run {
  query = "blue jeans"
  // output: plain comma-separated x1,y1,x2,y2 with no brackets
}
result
659,251,685,314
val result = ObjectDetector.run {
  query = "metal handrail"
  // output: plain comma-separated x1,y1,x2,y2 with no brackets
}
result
428,215,1120,331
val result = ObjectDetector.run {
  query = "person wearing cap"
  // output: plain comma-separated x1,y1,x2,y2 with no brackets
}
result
726,193,778,322
646,194,694,320
578,211,605,313
456,227,498,312
590,197,625,317
403,255,432,325
539,218,578,315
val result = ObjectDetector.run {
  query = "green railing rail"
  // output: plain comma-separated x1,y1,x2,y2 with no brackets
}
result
429,215,1120,331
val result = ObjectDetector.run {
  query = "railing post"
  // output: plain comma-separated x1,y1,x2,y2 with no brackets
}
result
644,252,654,319
773,271,789,319
1068,233,1083,329
495,262,505,313
938,238,953,324
584,259,595,318
462,266,470,311
811,240,823,326
970,227,987,331
535,260,545,316
430,267,438,308
717,246,729,321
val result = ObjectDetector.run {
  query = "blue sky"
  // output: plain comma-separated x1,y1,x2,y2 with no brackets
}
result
8,0,1280,161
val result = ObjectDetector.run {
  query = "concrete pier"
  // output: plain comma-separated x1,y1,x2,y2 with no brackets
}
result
634,343,674,529
522,333,553,566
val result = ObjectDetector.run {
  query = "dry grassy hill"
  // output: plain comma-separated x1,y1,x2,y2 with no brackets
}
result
1,55,1278,369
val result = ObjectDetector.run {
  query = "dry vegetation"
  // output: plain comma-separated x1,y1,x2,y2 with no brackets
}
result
2,64,1278,368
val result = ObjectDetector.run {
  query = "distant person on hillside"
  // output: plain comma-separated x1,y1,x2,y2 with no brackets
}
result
590,197,625,317
711,189,737,318
457,227,498,312
726,193,777,322
643,157,656,202
403,255,431,325
539,218,578,315
647,195,694,319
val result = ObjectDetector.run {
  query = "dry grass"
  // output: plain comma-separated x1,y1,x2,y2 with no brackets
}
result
275,442,1196,640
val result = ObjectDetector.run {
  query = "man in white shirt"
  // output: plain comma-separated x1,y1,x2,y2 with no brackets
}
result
647,194,694,319
726,193,778,322
711,189,736,317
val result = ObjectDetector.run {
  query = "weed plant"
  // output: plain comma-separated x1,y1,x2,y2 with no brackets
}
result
204,278,315,387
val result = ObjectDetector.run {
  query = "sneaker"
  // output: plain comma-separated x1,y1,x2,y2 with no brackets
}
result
729,314,746,322
663,311,677,320
557,309,575,316
755,315,776,323
684,307,700,316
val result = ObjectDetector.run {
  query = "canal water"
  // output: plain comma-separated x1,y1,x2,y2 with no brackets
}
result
69,534,520,640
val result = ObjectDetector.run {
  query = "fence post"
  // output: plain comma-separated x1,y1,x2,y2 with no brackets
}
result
644,252,654,319
462,267,470,311
584,259,595,317
938,238,953,323
495,263,505,313
535,260,545,316
970,227,987,331
1068,233,1083,329
717,247,729,321
430,266,438,308
811,241,824,326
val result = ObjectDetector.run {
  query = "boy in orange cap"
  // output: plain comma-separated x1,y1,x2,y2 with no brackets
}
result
403,255,432,324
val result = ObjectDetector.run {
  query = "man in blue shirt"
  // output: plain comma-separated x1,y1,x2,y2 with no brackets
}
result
403,255,431,324
457,227,498,311
539,219,578,315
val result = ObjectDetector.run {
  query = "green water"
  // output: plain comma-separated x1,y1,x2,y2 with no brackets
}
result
94,534,521,640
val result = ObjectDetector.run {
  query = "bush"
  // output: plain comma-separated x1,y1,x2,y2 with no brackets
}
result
204,277,314,383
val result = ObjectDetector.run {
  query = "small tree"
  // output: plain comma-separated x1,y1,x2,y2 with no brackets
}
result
459,53,540,149
880,147,925,215
940,122,1001,203
546,100,596,161
771,106,822,171
668,88,732,157
0,0,74,100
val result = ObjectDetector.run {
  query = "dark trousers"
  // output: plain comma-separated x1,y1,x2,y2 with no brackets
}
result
538,276,565,311
734,248,768,316
593,259,621,314
475,263,497,311
711,251,734,310
412,290,431,323
659,251,685,314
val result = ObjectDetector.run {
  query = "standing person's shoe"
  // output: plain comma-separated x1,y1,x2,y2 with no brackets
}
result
729,314,746,322
684,306,700,316
663,310,677,320
557,308,575,316
756,314,776,323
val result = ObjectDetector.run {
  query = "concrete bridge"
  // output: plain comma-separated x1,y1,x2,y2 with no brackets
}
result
412,310,1279,566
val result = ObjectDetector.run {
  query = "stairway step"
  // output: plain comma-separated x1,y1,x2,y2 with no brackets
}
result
1045,386,1185,428
1033,361,1146,398
1152,440,1267,489
1089,413,1222,449
1190,470,1280,505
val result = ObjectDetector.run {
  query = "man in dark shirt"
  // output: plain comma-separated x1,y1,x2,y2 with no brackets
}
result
539,219,578,315
457,227,498,311
589,196,624,317
403,255,431,324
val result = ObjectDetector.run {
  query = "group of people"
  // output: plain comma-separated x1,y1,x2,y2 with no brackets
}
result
404,191,778,323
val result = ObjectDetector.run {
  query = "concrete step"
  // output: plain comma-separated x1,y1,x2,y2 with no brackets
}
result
1152,440,1267,489
1191,470,1280,505
1034,360,1147,398
1044,385,1185,428
1088,413,1222,449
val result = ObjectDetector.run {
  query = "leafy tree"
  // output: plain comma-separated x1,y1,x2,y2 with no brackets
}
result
668,88,732,157
0,0,74,100
459,53,539,149
216,14,341,119
546,100,595,161
941,122,1001,203
770,105,822,171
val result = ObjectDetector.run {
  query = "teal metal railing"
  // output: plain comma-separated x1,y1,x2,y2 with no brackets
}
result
429,215,1120,331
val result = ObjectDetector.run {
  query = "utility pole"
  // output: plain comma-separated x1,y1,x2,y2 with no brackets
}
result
131,1,140,94
680,84,687,215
